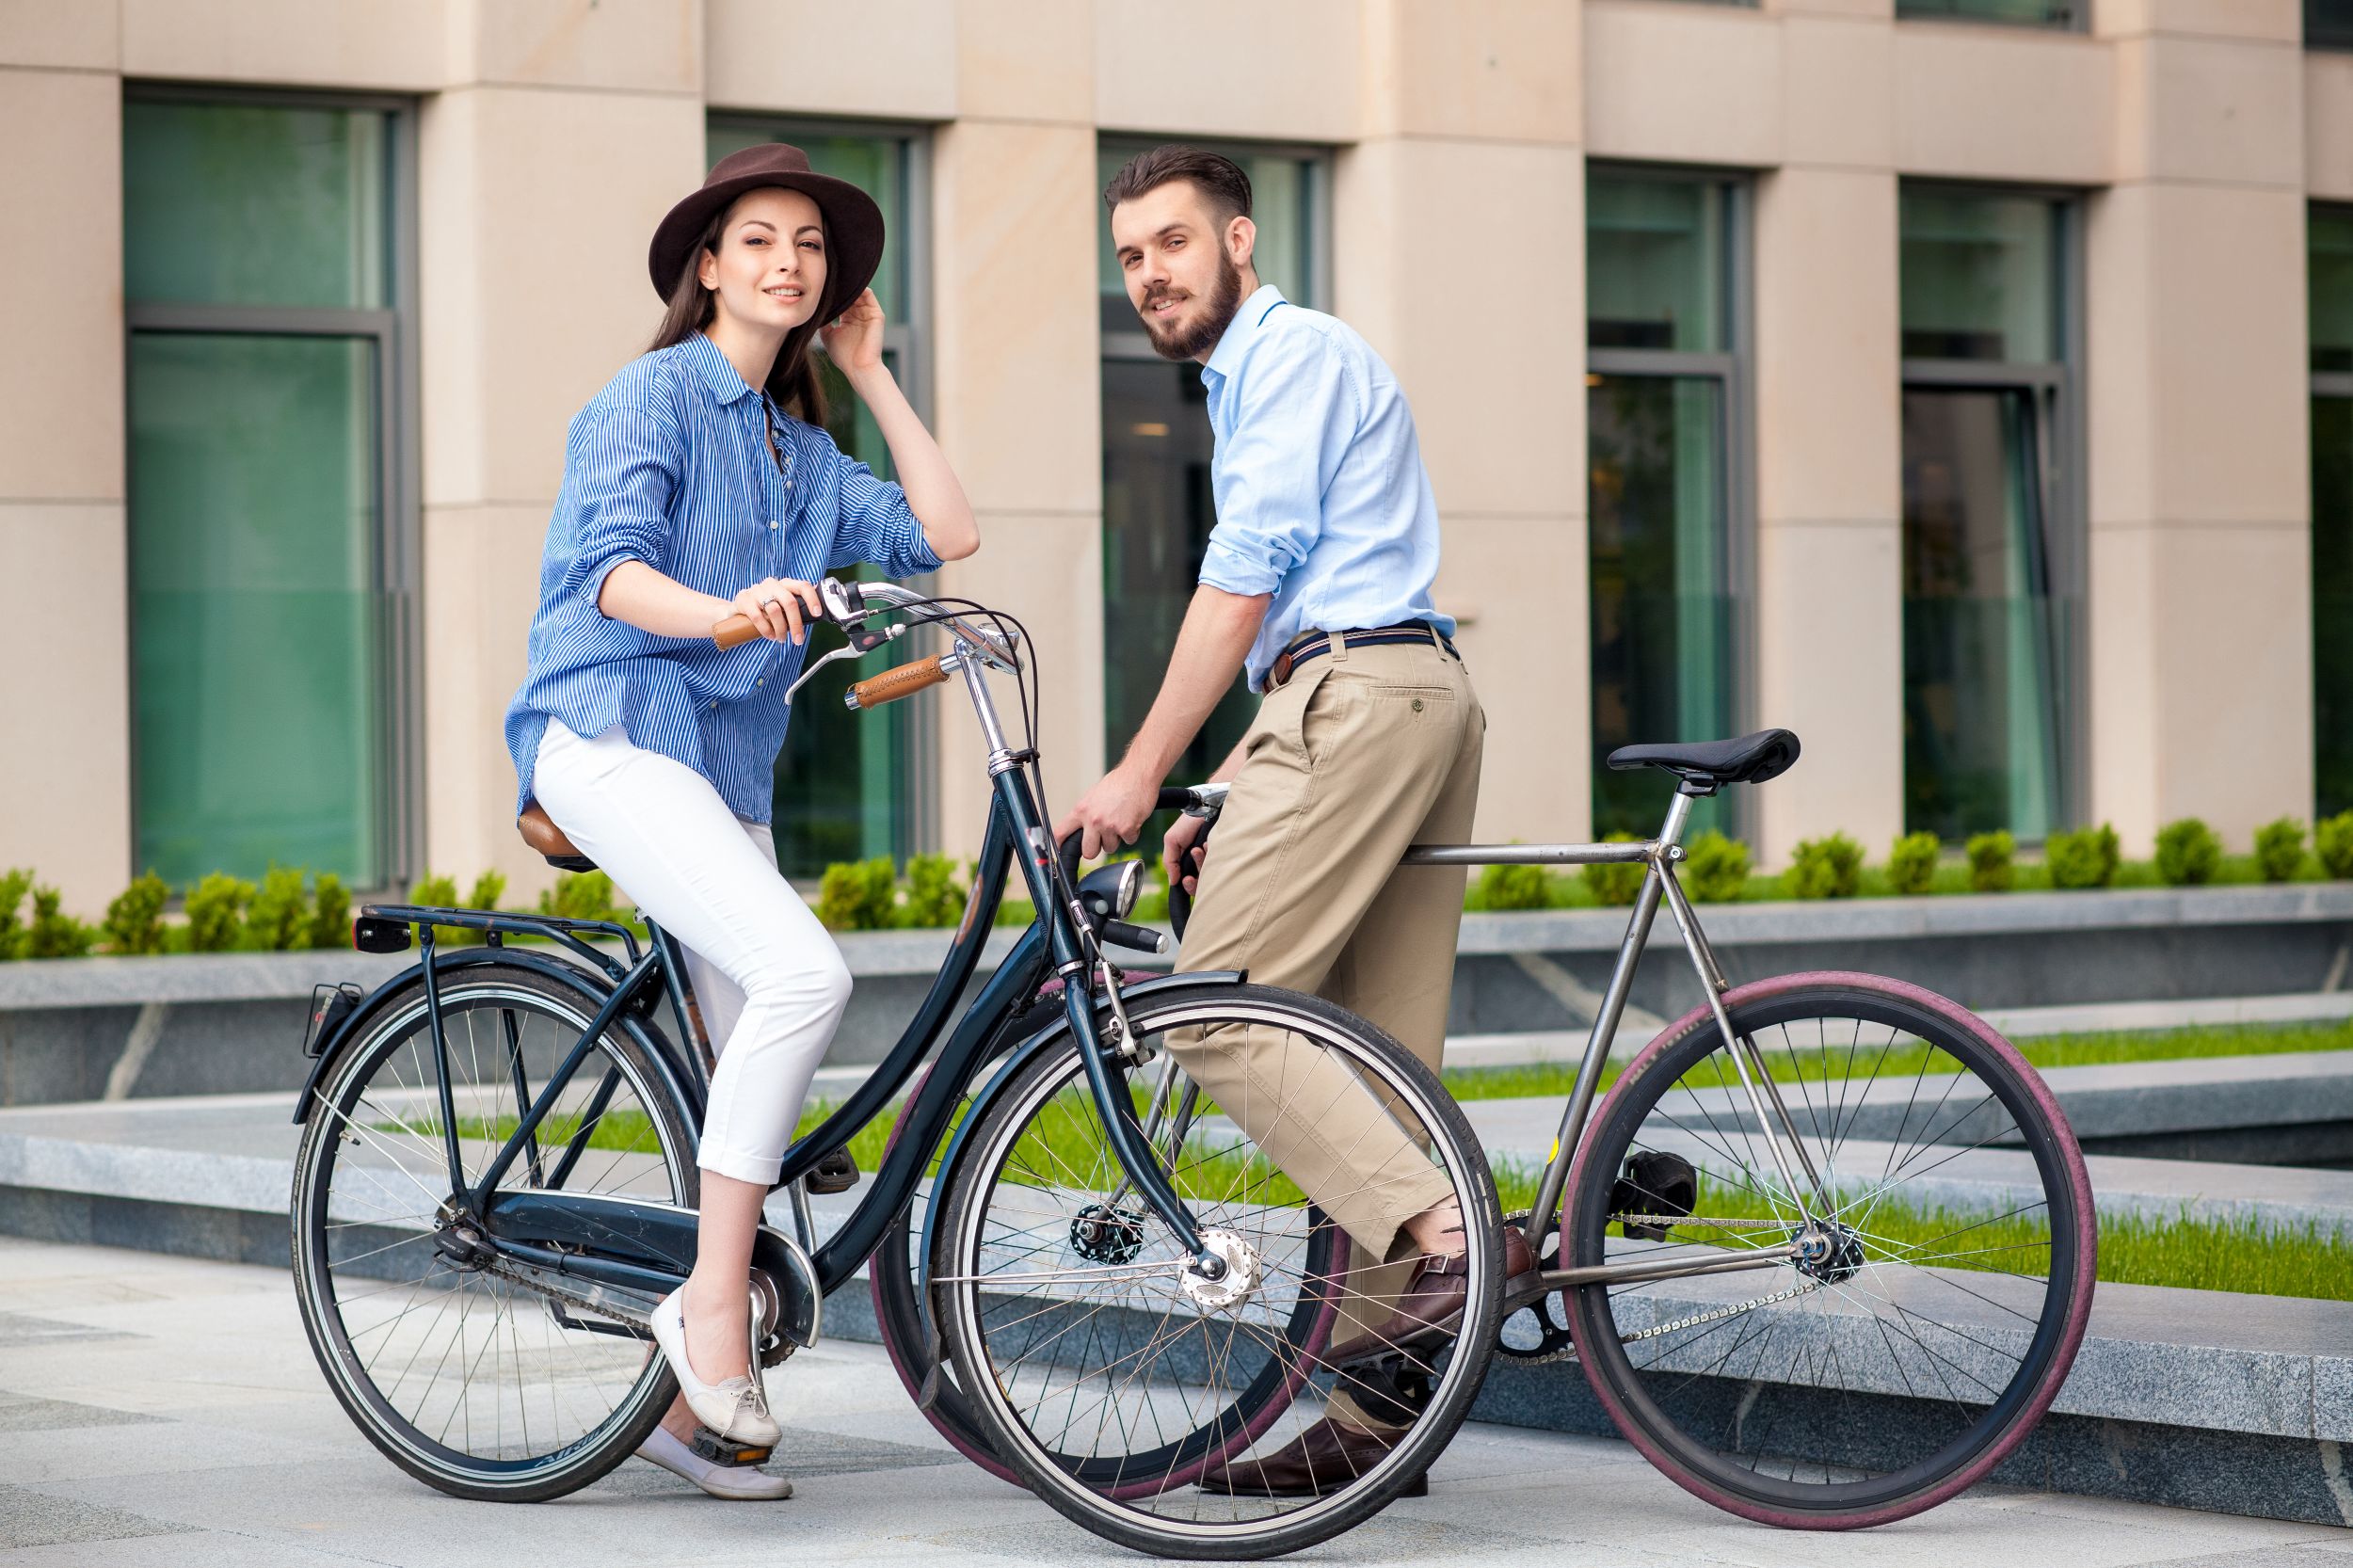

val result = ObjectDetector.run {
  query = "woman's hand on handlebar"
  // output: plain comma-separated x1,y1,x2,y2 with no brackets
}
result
1162,811,1209,898
731,577,826,645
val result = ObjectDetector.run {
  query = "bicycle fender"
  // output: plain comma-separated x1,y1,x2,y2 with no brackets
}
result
917,969,1247,1298
289,947,694,1133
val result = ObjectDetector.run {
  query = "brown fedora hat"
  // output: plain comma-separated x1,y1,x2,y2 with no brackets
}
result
647,143,886,321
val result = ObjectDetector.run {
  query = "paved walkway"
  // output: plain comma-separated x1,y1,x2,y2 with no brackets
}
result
2,1238,2348,1567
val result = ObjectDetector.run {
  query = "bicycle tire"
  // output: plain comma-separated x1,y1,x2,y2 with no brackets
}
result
1562,971,2096,1528
291,963,696,1502
935,982,1503,1559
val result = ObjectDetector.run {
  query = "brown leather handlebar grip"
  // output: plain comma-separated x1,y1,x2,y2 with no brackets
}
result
713,614,760,650
849,655,949,710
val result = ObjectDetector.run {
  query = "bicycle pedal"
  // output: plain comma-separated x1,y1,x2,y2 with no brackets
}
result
687,1427,776,1467
803,1146,859,1195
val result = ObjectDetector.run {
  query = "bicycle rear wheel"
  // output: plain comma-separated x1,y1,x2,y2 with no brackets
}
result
1563,971,2096,1528
934,983,1503,1559
290,963,696,1501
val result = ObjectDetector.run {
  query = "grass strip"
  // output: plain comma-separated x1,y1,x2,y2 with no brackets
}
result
1438,1016,2353,1105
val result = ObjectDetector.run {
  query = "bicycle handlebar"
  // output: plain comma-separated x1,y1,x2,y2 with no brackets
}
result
848,654,948,710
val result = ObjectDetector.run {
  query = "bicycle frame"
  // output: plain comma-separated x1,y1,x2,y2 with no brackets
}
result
1397,788,1830,1287
330,602,1226,1320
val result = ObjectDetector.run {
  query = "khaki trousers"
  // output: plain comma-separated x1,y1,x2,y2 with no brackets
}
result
1168,635,1483,1422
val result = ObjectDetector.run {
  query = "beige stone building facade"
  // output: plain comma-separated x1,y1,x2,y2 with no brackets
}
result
5,0,2352,913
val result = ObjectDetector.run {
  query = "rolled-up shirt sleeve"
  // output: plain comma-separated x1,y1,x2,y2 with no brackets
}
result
825,450,944,579
1197,333,1360,598
555,398,684,611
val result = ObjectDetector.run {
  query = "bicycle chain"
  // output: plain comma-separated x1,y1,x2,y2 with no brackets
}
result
1498,1210,1816,1364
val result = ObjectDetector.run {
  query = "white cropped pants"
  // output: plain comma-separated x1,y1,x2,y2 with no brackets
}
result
533,720,852,1186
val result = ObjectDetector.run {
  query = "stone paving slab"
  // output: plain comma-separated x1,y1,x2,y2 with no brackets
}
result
2,1237,2348,1567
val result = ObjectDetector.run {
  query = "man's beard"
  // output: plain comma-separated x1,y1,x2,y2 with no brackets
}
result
1139,249,1244,361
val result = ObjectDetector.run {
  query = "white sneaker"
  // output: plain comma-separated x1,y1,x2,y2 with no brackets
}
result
637,1424,792,1500
649,1288,782,1447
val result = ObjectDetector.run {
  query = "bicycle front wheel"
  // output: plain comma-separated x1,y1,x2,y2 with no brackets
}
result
1563,971,2096,1528
934,983,1503,1560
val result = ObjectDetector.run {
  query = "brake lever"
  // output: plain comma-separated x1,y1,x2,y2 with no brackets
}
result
780,622,906,704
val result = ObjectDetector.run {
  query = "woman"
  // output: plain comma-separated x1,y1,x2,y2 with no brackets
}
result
503,143,978,1499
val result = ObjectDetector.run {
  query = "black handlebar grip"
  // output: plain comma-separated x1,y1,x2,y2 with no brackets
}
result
1101,918,1168,955
1166,813,1217,943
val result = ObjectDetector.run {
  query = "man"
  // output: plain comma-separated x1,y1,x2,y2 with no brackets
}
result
1061,145,1530,1495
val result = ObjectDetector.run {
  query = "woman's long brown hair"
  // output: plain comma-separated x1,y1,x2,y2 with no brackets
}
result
647,204,829,427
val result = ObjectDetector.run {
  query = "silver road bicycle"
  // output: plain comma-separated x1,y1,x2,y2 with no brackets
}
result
1161,730,2099,1529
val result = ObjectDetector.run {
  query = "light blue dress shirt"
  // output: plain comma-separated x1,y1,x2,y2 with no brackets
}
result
1196,284,1453,692
504,332,941,824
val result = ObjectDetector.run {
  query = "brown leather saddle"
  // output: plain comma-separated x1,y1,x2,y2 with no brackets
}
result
518,802,596,873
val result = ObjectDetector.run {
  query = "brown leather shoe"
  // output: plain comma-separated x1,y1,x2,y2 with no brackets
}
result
1193,1416,1427,1498
1350,1223,1539,1352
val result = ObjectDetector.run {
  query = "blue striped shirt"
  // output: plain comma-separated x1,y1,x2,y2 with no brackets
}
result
1196,286,1452,691
504,332,941,824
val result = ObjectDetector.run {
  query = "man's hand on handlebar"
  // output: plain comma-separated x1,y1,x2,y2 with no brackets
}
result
730,577,827,645
1056,764,1159,861
1162,811,1209,898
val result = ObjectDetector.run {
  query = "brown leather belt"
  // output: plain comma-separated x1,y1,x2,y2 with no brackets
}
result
1265,621,1459,691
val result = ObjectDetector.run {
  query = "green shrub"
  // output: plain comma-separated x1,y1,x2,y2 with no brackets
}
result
540,870,621,924
184,873,253,952
466,871,508,914
2045,824,2121,890
1788,833,1865,900
308,872,350,950
901,854,968,928
104,872,170,955
817,856,897,931
22,886,94,959
1580,834,1648,907
1476,859,1554,912
244,865,311,952
408,873,474,947
1965,831,2015,892
2318,812,2353,880
2153,818,2223,888
0,868,31,958
1683,831,1751,904
2254,817,2306,884
1886,832,1941,896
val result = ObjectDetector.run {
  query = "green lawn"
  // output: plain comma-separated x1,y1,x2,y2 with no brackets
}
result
393,1014,2353,1304
1488,1161,2351,1304
1439,1016,2353,1105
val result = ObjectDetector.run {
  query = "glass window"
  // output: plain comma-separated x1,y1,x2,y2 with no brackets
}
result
2313,2,2353,50
1097,138,1323,787
706,119,924,877
2314,207,2353,375
123,100,388,310
1588,176,1727,353
1897,0,2078,27
2313,207,2353,815
124,95,400,888
1899,186,2058,362
1586,171,1741,839
1899,185,2075,843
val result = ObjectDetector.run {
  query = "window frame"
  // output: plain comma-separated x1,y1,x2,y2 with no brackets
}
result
2311,3,2353,52
1897,178,2087,840
705,111,938,860
120,82,422,892
1583,160,1757,840
1894,0,2087,33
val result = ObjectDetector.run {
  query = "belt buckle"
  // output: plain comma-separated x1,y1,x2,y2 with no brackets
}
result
1269,650,1295,690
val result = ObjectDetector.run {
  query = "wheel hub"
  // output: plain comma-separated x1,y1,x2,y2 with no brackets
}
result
1177,1229,1261,1312
1791,1221,1865,1284
1068,1202,1146,1265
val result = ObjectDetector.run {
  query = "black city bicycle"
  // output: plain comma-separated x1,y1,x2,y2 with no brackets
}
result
1159,732,2098,1529
288,581,1504,1560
